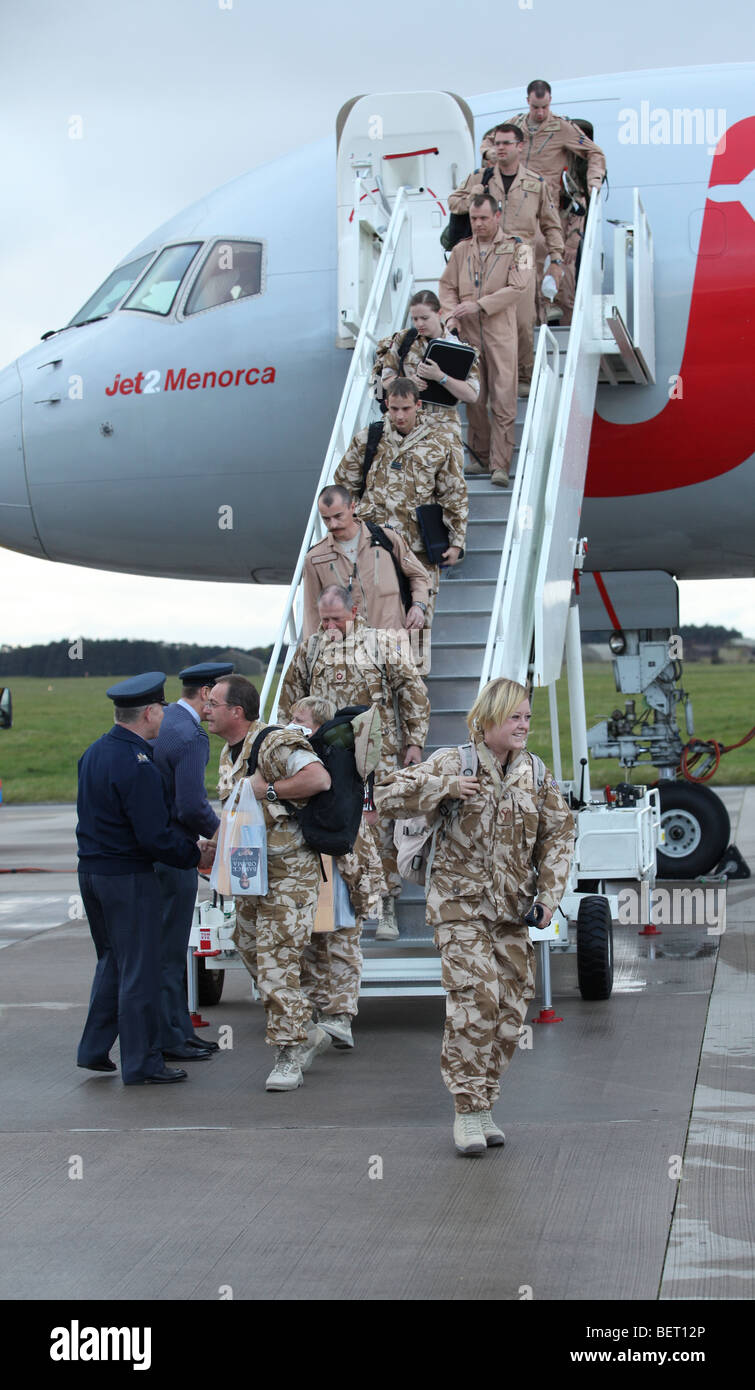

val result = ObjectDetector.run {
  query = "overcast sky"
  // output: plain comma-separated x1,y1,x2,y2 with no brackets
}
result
1,0,753,649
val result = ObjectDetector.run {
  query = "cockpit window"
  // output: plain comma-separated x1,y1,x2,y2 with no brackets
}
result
123,243,202,316
184,240,263,315
68,253,155,326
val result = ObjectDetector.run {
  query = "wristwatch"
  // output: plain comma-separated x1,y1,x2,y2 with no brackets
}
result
265,783,278,802
413,601,428,614
550,257,564,265
439,373,448,385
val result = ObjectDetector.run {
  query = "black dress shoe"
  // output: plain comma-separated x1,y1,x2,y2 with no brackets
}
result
141,1067,188,1084
78,1058,117,1073
186,1035,219,1052
163,1043,212,1060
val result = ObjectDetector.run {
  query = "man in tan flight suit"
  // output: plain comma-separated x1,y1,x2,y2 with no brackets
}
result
439,193,533,486
278,585,430,941
449,123,565,393
511,79,606,323
205,675,334,1092
301,484,431,639
334,377,468,633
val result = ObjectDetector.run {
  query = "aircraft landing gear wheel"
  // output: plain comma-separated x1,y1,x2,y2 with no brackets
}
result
197,956,224,1005
577,896,614,1000
656,783,730,879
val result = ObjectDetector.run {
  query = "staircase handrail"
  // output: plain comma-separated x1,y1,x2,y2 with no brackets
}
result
478,324,562,690
533,188,605,688
260,189,415,717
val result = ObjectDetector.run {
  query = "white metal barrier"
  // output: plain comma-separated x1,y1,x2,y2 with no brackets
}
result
260,188,415,720
479,325,562,691
533,189,605,690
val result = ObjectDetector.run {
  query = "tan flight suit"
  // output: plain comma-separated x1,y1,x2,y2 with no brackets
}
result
448,162,564,381
301,519,431,639
334,414,468,628
511,113,606,324
439,230,532,477
377,742,574,1113
373,326,481,447
299,820,386,1020
216,722,323,1047
278,616,430,899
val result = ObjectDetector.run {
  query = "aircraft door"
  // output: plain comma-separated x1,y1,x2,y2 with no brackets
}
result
336,91,475,344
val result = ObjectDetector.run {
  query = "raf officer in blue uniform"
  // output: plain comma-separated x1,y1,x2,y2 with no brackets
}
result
152,661,234,1061
76,672,213,1085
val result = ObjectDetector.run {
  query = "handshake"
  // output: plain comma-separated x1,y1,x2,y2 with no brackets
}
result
197,838,216,874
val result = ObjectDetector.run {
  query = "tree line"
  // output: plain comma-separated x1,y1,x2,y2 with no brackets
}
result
0,639,277,678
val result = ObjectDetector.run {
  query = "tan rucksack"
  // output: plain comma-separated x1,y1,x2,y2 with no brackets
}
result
393,746,548,888
394,743,479,887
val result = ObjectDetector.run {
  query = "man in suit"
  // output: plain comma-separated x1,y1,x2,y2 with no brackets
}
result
152,661,233,1061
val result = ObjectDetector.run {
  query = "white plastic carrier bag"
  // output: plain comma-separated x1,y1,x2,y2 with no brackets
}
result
210,777,268,897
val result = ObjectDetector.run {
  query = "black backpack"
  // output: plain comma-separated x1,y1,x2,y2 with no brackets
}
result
248,709,366,857
440,166,497,251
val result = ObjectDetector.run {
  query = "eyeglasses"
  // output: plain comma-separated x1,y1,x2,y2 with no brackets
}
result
205,699,233,709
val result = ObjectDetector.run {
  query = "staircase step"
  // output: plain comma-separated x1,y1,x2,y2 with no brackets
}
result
465,518,508,549
427,642,486,677
431,611,490,642
427,711,472,745
466,492,511,522
448,548,501,579
393,903,433,937
434,578,496,612
424,674,480,706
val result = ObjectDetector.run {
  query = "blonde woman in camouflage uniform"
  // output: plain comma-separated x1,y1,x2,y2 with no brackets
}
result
376,677,574,1156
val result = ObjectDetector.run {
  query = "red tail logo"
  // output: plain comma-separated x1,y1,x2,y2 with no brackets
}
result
586,116,755,498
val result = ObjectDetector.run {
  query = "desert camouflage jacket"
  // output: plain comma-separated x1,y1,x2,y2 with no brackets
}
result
376,739,574,925
334,414,467,557
278,616,430,771
216,720,321,865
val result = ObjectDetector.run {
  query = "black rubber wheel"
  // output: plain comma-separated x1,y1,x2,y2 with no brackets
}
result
656,782,730,879
196,955,224,1006
577,896,614,1000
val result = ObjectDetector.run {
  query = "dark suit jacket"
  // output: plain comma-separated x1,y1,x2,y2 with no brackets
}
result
153,702,220,840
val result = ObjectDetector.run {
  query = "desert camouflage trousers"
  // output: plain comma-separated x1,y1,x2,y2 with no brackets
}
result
300,924,363,1018
372,805,403,900
435,918,536,1112
232,855,321,1046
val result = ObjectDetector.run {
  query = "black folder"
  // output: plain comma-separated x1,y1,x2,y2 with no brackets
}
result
416,503,451,567
419,337,477,407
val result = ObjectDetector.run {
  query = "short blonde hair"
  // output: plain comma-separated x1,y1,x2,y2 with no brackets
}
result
467,678,528,736
291,695,336,730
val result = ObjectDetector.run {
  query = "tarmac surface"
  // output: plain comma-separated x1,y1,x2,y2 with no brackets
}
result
0,791,753,1302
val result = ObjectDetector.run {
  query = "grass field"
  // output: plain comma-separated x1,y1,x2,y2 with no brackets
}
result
0,665,752,804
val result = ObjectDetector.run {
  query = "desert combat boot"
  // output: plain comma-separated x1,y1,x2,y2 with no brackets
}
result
453,1112,487,1156
478,1110,506,1146
265,1045,304,1091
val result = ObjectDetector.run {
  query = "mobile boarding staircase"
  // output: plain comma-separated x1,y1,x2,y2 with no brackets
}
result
251,94,662,1006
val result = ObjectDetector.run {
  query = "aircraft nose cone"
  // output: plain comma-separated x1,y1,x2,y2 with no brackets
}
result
0,361,45,557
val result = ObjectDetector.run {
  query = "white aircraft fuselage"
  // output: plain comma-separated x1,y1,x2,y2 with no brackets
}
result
1,64,753,585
